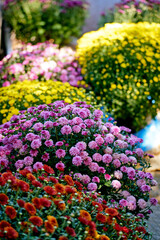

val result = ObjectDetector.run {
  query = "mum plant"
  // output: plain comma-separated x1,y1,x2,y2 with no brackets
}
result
0,166,151,239
0,80,96,124
99,0,160,26
0,101,158,219
77,22,160,132
0,42,85,88
3,0,88,45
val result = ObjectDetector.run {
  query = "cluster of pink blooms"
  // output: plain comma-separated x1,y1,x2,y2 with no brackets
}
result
0,101,157,217
0,42,83,88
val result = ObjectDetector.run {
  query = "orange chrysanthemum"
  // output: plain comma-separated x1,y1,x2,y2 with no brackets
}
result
32,198,42,209
106,216,116,225
44,186,57,195
64,175,74,186
88,228,99,238
53,198,66,211
5,206,17,219
0,193,9,205
80,210,91,221
24,203,36,215
85,237,94,240
96,213,107,223
99,235,110,240
29,216,43,227
54,183,66,195
4,227,18,239
105,208,119,217
0,221,11,230
26,173,36,181
47,216,58,227
45,221,55,233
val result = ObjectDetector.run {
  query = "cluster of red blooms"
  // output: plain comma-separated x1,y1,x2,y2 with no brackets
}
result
0,165,149,239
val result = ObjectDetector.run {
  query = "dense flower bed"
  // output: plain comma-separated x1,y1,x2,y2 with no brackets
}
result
0,101,158,219
3,0,88,45
77,22,160,132
0,166,151,239
99,0,160,26
0,81,96,124
0,42,86,88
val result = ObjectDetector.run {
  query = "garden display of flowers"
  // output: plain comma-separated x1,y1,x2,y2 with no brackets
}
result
0,101,158,223
0,80,96,124
99,0,160,26
0,42,86,88
77,22,160,132
3,0,88,45
0,166,152,240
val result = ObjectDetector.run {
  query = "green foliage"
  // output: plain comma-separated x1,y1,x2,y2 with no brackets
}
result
3,0,88,45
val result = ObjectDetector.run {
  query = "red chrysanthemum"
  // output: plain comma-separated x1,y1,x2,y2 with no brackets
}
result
17,199,25,208
44,186,57,195
26,173,36,181
31,180,43,188
0,193,9,205
0,177,6,186
18,180,30,192
135,226,146,234
65,226,76,237
49,177,58,184
43,165,54,174
74,181,83,190
45,221,55,233
5,206,17,219
32,198,42,209
96,213,107,223
0,220,11,230
2,172,12,180
88,221,96,229
78,216,89,225
29,216,43,227
65,185,77,194
40,198,52,208
19,169,31,177
64,175,74,186
92,201,103,212
59,236,69,240
4,227,18,239
24,203,36,215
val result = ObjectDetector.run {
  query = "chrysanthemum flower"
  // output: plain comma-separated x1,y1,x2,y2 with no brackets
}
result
5,206,17,219
29,216,43,227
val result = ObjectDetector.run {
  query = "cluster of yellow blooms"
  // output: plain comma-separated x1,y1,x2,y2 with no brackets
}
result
77,22,160,131
0,80,97,124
